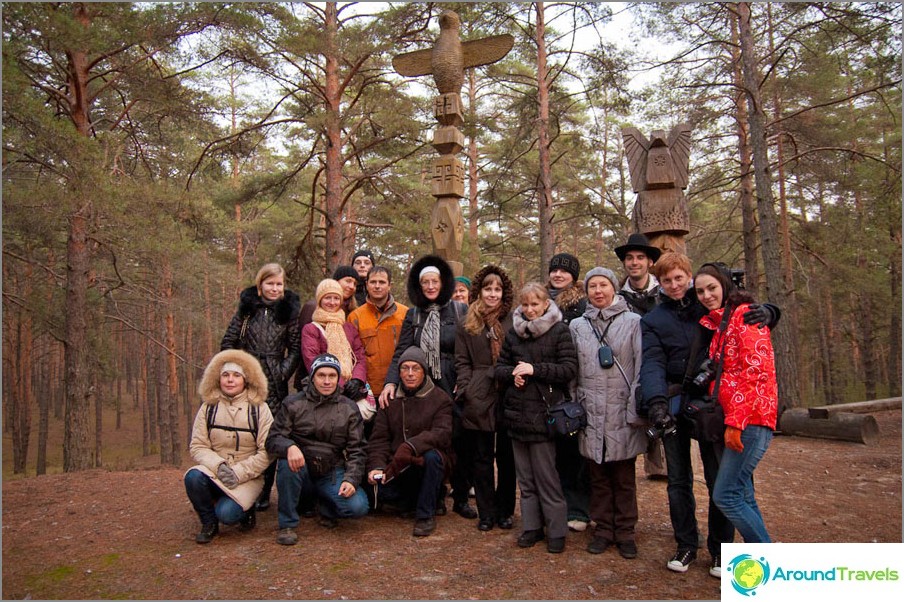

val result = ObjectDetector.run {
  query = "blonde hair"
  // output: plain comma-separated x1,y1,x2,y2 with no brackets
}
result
518,282,549,304
255,263,285,294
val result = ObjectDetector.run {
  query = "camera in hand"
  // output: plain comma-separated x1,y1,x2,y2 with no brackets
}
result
692,358,717,389
645,403,677,440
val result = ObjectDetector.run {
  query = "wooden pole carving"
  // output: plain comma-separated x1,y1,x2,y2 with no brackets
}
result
393,10,513,275
622,124,692,255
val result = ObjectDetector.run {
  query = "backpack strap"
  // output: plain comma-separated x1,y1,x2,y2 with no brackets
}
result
206,403,259,451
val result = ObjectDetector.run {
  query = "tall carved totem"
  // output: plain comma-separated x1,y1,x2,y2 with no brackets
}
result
622,124,693,255
393,10,513,275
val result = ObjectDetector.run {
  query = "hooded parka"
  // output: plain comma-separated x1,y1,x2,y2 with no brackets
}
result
383,255,467,398
187,349,274,511
221,286,301,411
570,296,647,463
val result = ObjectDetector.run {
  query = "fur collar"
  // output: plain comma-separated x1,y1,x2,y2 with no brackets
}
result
198,349,268,406
548,281,586,311
406,255,455,309
512,302,563,339
237,286,301,324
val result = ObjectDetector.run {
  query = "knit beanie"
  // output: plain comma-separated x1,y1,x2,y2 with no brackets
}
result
398,346,428,372
220,362,245,377
584,267,620,291
310,353,341,377
455,275,472,288
332,265,358,282
315,279,344,306
352,249,374,263
548,253,580,281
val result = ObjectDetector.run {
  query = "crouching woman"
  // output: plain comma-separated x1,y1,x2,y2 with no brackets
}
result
184,349,274,544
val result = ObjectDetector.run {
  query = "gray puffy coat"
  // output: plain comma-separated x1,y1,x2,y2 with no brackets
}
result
569,296,647,463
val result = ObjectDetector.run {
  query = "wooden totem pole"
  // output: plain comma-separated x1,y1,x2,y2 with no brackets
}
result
393,10,513,276
622,124,693,255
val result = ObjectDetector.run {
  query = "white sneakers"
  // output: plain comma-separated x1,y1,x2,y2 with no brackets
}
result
567,519,588,532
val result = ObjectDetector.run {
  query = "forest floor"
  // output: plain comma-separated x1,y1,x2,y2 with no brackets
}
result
1,410,901,600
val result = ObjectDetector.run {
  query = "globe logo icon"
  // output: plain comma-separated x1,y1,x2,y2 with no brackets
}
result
727,554,771,596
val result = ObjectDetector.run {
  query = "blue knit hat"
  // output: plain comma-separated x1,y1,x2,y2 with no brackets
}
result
310,353,341,376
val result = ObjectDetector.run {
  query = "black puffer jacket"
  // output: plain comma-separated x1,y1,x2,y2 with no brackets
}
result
495,303,578,443
384,255,467,398
221,286,301,411
265,385,366,487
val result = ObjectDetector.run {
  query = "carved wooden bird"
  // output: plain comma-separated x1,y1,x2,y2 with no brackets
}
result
622,124,692,192
392,9,514,95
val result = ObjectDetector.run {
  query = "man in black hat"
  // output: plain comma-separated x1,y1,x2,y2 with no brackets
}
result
615,233,667,480
615,233,663,317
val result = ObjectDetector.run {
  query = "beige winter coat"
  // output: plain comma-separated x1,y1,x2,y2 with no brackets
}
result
187,349,274,510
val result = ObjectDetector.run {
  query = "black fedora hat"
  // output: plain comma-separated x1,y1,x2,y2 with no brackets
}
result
614,233,662,263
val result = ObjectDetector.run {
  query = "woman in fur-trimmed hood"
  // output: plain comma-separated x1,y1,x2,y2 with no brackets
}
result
184,349,274,544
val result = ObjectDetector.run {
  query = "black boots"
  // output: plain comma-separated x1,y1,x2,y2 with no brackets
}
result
195,522,219,544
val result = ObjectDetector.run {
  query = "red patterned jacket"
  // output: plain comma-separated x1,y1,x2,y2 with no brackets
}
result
700,303,778,430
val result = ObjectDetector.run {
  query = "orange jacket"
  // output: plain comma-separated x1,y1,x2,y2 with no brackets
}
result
348,296,408,395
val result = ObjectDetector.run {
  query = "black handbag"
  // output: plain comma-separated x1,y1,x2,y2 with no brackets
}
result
546,400,587,437
539,384,587,437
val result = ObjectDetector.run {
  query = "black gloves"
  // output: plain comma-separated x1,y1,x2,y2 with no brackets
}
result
743,303,781,329
343,378,367,401
647,399,671,427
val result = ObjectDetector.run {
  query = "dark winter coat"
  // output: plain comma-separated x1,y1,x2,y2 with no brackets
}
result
495,303,578,443
454,264,515,432
637,286,710,417
265,385,366,487
221,287,301,412
383,255,467,398
365,376,453,475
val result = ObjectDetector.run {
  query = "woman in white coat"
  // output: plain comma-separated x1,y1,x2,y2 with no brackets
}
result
184,349,274,544
569,267,647,558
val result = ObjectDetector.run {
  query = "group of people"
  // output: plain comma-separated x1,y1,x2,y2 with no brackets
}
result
183,235,781,579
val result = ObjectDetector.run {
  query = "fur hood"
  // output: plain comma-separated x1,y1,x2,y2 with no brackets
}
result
198,349,269,406
407,254,455,309
469,264,514,317
237,286,301,325
548,279,586,312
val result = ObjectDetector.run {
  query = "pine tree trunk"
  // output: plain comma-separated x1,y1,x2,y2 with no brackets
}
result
737,2,801,411
730,10,760,297
467,69,480,274
323,1,343,272
94,376,102,468
535,2,555,268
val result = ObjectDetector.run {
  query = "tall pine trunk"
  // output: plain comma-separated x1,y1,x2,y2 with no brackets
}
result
323,1,343,272
737,2,801,412
535,2,555,268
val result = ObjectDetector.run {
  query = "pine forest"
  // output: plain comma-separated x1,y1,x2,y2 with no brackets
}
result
2,2,901,476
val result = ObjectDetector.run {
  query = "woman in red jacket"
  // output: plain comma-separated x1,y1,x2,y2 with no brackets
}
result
694,264,777,543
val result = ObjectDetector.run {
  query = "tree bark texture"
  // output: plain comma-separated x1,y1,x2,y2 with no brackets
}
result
779,408,880,446
323,2,343,272
467,69,480,275
736,2,801,412
535,2,555,269
730,10,760,297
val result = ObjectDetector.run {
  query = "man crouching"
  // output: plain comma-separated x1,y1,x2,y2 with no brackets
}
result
266,353,369,546
366,346,453,537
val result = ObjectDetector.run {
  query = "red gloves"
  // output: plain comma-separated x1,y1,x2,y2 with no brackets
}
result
725,426,744,453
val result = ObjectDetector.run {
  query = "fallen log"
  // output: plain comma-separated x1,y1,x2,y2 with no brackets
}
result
807,397,902,419
779,409,879,445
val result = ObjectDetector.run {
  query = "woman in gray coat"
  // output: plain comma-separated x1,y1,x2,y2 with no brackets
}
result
569,267,647,559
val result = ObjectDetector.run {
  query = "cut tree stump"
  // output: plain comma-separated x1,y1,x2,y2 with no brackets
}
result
807,397,902,419
779,408,880,445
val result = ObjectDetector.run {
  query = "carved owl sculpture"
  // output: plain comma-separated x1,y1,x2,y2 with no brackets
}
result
622,124,693,243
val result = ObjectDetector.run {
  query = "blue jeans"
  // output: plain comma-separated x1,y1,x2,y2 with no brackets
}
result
375,449,446,520
184,468,248,525
662,416,735,556
276,460,369,529
713,425,773,543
